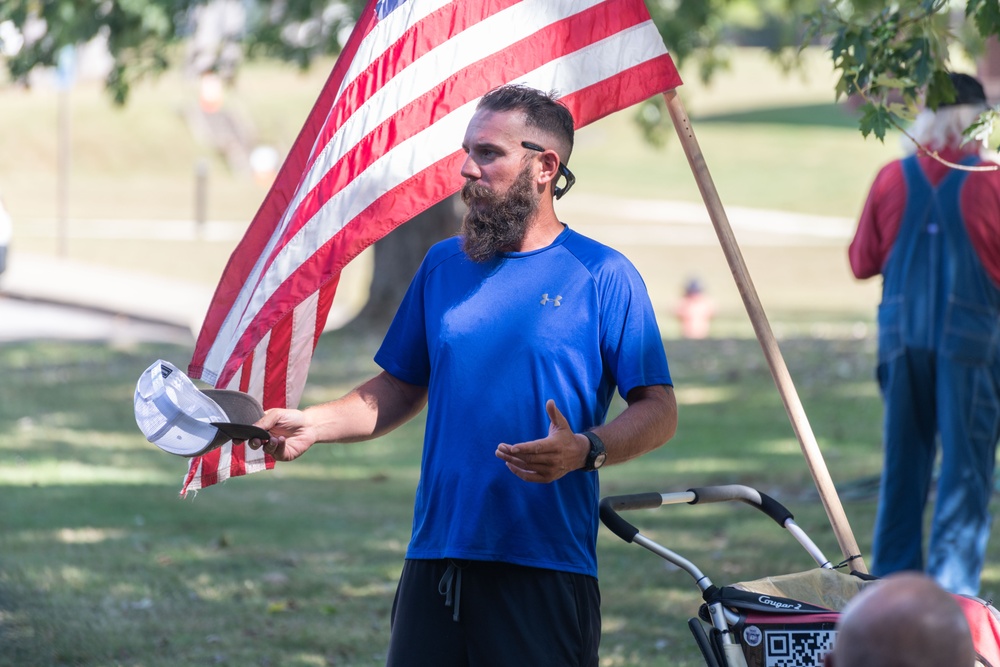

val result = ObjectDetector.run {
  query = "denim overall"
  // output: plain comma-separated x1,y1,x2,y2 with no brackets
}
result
870,154,1000,595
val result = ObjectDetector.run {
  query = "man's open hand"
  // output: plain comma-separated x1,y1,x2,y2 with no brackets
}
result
494,399,589,483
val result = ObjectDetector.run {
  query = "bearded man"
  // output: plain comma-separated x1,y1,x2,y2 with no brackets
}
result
249,84,677,666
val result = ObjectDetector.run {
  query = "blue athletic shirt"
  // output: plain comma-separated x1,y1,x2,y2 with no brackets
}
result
374,225,672,577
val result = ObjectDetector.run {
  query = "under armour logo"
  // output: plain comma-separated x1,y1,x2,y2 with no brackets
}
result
540,294,562,307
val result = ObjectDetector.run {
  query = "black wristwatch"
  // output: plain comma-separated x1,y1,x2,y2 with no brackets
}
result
581,431,607,471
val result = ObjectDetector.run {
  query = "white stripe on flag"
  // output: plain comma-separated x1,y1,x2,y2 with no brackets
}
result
287,292,320,409
247,337,268,399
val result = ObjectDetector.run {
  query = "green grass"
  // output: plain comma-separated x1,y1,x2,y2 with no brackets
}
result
5,332,999,666
0,334,876,667
570,102,900,216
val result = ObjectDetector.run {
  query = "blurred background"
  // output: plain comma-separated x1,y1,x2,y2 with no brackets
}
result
2,0,998,344
3,2,1000,665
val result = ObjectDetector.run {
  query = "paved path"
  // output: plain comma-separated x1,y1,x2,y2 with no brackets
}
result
0,294,193,344
2,198,857,341
561,194,854,247
1,251,213,335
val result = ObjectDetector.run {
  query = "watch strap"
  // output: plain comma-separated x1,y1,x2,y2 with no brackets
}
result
582,430,606,471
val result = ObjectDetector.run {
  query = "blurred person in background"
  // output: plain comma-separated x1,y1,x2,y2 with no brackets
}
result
0,192,11,277
674,277,715,339
849,72,1000,595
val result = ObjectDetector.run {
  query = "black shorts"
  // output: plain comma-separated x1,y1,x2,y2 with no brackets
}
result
385,558,601,667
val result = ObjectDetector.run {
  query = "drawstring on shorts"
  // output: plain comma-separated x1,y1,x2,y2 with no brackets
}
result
438,560,465,622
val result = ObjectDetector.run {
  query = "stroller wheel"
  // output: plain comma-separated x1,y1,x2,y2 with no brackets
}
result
688,617,723,667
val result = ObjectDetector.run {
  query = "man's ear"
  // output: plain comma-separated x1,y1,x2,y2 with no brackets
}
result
536,150,561,187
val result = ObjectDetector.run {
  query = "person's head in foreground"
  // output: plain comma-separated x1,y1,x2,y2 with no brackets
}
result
459,83,575,262
824,571,975,667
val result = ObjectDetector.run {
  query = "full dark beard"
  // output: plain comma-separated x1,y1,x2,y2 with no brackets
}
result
460,165,538,263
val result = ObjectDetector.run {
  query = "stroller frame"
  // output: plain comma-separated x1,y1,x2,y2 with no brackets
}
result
601,484,836,667
600,484,1000,667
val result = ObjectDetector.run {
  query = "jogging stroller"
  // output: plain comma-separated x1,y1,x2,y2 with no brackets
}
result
599,484,1000,667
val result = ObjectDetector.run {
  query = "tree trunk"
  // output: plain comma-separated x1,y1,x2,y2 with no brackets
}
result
344,195,462,336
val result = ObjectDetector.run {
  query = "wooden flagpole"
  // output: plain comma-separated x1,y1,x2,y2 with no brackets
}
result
662,89,868,573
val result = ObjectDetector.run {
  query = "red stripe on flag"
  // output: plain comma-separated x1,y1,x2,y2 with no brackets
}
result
182,455,202,492
229,442,247,478
263,314,293,409
195,447,221,488
315,276,340,347
238,354,253,393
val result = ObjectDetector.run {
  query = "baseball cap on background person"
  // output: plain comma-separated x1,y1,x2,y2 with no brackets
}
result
941,72,987,107
134,359,269,457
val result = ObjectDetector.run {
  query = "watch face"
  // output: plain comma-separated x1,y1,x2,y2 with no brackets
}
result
594,452,607,469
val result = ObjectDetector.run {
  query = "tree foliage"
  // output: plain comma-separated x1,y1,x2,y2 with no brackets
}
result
805,1,1000,144
2,1,998,144
633,0,1000,149
0,0,365,103
637,0,818,146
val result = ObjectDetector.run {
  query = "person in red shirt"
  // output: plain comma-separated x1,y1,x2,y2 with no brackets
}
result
849,73,1000,596
675,278,716,339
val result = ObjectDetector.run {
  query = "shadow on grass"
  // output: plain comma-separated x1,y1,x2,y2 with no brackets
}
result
0,477,413,666
692,102,861,129
5,333,995,666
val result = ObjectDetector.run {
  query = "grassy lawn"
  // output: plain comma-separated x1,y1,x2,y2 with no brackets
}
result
0,332,888,667
4,47,998,667
6,331,1000,666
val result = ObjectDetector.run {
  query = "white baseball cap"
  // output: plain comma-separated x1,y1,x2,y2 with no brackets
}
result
134,359,269,457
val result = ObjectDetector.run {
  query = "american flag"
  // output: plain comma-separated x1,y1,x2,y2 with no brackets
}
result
182,0,683,495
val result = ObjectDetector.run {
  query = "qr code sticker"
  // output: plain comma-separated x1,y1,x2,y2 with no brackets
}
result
765,629,836,667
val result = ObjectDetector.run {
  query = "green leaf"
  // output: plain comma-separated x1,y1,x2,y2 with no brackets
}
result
858,102,893,141
968,0,1000,38
925,69,956,109
887,101,918,121
874,75,916,90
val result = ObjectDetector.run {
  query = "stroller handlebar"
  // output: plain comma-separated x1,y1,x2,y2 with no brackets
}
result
599,492,670,543
600,485,795,545
687,485,794,527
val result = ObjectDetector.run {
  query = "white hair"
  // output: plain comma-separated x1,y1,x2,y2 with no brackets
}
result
903,103,990,154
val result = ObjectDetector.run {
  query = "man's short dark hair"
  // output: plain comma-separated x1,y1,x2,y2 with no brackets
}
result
477,84,575,158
